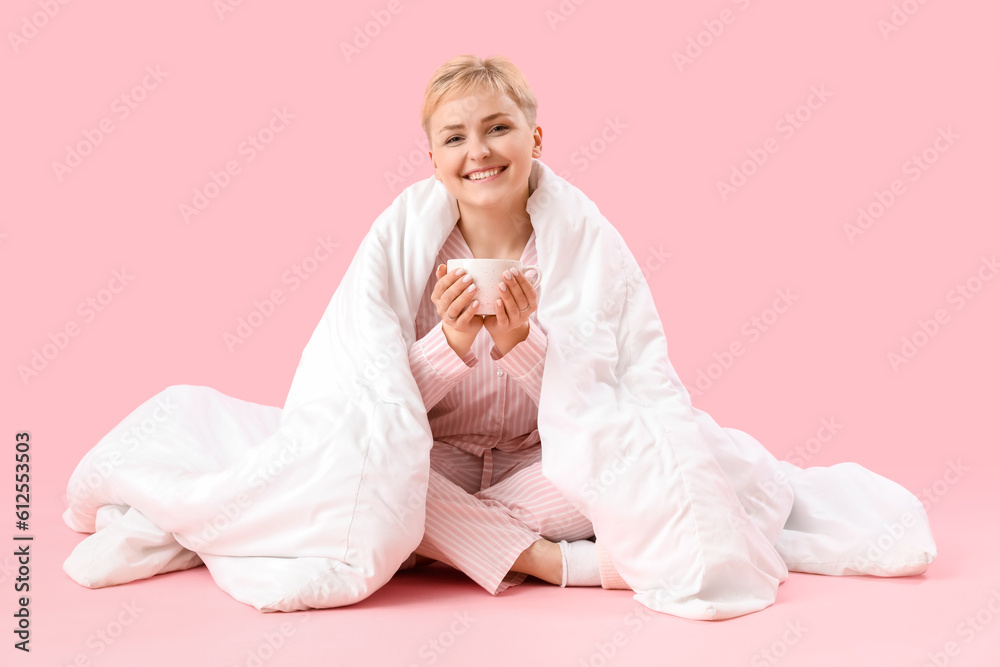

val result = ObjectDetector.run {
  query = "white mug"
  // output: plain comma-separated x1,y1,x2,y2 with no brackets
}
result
446,258,542,316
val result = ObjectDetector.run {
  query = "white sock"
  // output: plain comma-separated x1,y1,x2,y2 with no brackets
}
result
558,539,602,587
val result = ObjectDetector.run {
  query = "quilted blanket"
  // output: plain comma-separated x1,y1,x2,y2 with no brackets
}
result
62,158,936,620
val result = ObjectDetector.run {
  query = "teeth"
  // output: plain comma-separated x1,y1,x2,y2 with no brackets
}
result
467,167,502,180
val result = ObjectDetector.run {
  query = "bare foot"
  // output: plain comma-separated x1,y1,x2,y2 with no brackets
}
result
510,539,563,585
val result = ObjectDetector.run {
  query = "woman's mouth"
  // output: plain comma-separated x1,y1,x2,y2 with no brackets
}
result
464,166,507,182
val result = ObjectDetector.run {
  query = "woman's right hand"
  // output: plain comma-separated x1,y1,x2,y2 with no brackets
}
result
432,264,483,355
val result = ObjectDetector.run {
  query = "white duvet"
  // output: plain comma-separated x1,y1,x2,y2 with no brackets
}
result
62,159,936,620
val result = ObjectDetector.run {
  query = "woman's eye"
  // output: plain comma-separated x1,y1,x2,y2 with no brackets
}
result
445,126,508,145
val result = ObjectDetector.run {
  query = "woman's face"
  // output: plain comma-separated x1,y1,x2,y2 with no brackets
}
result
427,88,542,214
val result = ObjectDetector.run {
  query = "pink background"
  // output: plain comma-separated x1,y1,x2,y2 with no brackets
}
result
3,0,998,665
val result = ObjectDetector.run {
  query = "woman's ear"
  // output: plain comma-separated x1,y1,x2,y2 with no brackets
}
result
429,151,442,181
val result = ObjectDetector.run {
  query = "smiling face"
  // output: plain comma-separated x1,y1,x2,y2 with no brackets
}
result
427,87,542,215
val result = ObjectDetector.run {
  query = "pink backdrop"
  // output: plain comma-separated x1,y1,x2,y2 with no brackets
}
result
3,0,998,665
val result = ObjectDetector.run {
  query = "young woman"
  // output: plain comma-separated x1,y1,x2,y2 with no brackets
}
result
397,54,626,593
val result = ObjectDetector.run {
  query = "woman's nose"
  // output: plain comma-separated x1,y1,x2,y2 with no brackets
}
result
469,139,490,157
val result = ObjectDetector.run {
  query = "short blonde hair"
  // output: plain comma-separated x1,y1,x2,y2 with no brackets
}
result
420,54,538,141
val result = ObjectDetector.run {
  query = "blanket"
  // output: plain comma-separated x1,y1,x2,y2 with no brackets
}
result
62,158,937,620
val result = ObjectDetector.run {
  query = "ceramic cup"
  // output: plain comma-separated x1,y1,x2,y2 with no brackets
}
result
446,258,542,316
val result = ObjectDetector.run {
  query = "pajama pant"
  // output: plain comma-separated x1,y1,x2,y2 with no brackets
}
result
399,440,595,594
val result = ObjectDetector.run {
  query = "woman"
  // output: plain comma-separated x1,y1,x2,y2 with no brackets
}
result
396,54,626,593
60,54,934,616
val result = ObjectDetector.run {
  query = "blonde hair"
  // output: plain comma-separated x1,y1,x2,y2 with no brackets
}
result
420,54,538,142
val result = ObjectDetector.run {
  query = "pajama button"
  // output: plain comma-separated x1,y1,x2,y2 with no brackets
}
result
497,370,504,377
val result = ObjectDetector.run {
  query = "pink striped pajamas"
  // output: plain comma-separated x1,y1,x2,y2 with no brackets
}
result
401,225,594,594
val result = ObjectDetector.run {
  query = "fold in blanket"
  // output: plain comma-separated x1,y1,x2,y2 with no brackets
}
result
62,159,936,620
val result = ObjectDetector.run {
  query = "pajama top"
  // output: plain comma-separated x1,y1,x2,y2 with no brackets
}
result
407,224,546,492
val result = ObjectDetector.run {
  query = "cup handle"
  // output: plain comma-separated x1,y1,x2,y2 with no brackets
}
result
520,265,542,288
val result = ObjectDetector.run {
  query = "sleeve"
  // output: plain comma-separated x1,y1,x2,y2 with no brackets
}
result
409,321,479,410
490,320,547,408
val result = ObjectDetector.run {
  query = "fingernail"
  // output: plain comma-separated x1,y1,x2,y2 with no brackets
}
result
511,267,519,277
463,274,472,283
503,270,511,280
456,268,464,276
466,283,475,292
500,283,507,292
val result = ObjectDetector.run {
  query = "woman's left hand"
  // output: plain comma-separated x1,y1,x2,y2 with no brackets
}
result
483,267,538,351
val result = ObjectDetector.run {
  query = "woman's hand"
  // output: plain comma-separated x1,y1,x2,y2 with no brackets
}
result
432,264,484,357
483,267,538,356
